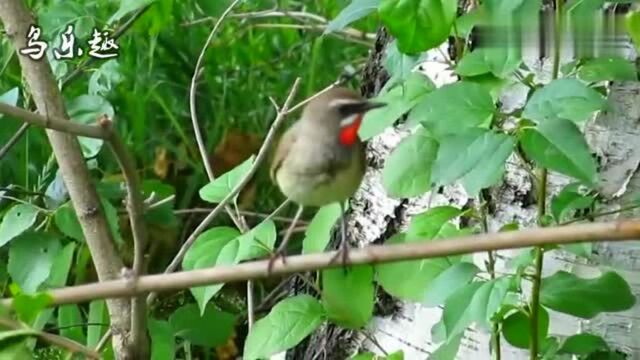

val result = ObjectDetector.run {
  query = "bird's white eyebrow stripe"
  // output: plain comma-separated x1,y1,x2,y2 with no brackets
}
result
340,114,359,127
329,98,362,109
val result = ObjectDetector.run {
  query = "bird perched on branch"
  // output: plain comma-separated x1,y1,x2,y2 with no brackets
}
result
268,87,385,271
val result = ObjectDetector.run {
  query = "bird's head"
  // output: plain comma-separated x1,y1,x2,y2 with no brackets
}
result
301,87,386,146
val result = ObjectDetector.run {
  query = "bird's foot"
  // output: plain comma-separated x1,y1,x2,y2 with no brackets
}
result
267,246,288,275
328,241,351,273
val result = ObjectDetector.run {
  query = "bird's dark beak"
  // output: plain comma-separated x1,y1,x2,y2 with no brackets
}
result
361,101,386,112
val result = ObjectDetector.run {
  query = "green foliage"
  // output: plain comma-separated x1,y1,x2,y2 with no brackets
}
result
8,232,61,293
244,295,326,360
540,271,636,319
303,203,342,254
199,156,255,203
325,0,380,34
322,265,374,328
502,306,549,349
169,303,236,347
148,317,175,360
0,204,39,248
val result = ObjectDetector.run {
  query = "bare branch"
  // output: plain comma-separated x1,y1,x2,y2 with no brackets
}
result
0,122,29,161
0,317,100,358
0,102,107,139
2,219,639,307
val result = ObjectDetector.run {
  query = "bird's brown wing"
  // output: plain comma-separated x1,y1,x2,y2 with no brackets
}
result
270,126,297,183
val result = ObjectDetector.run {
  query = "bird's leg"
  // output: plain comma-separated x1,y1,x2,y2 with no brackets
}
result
329,201,350,270
268,204,304,274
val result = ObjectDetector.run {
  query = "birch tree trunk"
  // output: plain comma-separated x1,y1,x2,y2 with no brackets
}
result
291,14,640,360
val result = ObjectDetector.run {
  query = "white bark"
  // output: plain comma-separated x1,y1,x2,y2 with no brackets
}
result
350,40,640,359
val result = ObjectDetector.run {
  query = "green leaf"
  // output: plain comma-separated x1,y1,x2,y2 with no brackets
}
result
9,232,61,293
578,57,637,82
379,0,458,54
54,202,84,242
235,219,277,261
38,2,95,38
0,340,33,359
108,0,156,24
423,262,480,306
502,307,549,349
626,10,640,51
432,129,514,193
149,318,175,360
87,300,108,348
0,204,39,248
67,95,114,158
13,292,52,324
540,271,635,318
244,295,326,360
325,0,380,34
44,242,76,287
322,265,374,329
468,276,512,330
520,119,597,185
182,227,240,313
169,303,235,347
550,183,594,223
386,351,404,360
384,40,420,84
102,198,123,246
199,155,255,203
429,334,463,360
406,206,461,240
58,305,85,344
523,79,607,124
351,353,375,360
442,281,483,339
303,203,341,254
360,73,435,140
408,81,495,138
559,333,609,355
377,234,450,302
382,128,438,198
455,50,492,76
89,60,123,97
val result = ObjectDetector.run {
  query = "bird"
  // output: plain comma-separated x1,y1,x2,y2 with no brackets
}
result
268,87,385,271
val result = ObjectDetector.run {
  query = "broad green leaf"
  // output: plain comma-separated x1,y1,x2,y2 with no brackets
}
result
520,119,597,185
468,276,512,330
523,79,607,123
38,2,95,38
540,271,635,318
199,155,255,203
626,10,640,51
58,305,85,344
382,128,438,198
578,57,637,82
558,333,609,355
432,129,514,193
455,50,491,76
502,307,549,349
67,95,114,158
108,0,156,24
149,318,174,360
182,227,240,312
360,73,435,140
235,219,277,261
13,292,52,324
423,262,480,307
0,204,39,248
325,0,380,34
408,81,495,138
9,232,61,293
244,295,326,360
43,242,75,287
322,265,374,329
406,206,461,240
102,198,123,246
89,60,123,97
428,333,463,360
464,74,510,102
54,202,84,242
550,183,594,223
379,0,458,54
384,40,420,85
386,351,404,360
303,203,341,254
0,340,33,359
351,353,375,360
377,234,450,301
442,281,483,339
87,300,108,348
169,303,236,347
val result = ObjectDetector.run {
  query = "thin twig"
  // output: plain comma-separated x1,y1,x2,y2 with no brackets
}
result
0,102,107,139
3,219,640,307
0,317,100,358
0,123,29,162
174,208,309,224
99,116,149,354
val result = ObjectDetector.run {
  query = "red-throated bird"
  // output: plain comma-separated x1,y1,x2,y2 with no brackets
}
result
268,87,385,270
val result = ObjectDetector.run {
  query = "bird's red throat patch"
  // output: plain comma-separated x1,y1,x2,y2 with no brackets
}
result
339,114,362,146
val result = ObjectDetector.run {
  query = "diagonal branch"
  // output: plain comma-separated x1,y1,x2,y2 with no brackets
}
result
2,219,639,307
